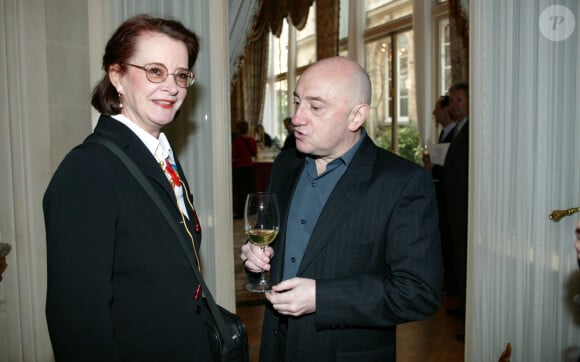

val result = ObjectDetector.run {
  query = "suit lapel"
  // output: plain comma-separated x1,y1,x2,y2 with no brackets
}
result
296,136,376,275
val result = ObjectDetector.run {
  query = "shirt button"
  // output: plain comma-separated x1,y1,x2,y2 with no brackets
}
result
290,257,296,263
300,219,306,224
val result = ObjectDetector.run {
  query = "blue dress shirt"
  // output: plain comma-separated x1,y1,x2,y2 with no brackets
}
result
282,130,365,280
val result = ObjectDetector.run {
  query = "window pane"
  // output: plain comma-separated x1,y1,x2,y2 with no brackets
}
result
365,0,413,29
296,4,317,68
397,31,413,122
365,30,419,164
438,18,451,95
339,0,349,40
271,22,289,75
365,37,392,147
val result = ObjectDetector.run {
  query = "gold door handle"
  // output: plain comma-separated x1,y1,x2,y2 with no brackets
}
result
549,207,580,221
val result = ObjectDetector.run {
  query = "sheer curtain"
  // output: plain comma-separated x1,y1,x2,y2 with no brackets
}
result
469,1,580,360
413,0,434,145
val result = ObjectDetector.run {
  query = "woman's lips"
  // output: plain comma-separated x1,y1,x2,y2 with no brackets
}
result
153,99,175,109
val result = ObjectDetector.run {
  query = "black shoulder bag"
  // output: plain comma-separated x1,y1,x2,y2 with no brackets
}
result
87,136,249,362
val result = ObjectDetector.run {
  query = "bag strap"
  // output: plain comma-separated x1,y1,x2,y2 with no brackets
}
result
86,136,238,347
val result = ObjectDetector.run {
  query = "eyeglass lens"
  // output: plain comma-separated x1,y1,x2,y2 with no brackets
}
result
126,63,195,88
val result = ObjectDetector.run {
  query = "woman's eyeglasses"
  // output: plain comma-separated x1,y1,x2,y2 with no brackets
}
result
122,63,195,88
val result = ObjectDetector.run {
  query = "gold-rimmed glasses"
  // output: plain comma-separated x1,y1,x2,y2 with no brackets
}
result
122,63,195,88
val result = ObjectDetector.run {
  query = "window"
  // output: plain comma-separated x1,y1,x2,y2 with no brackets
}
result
296,8,317,69
438,17,451,96
362,0,418,162
264,0,449,164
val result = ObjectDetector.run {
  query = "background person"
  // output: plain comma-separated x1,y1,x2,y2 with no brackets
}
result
574,221,580,267
241,56,442,362
281,116,296,150
232,120,258,218
441,82,470,331
43,14,212,361
423,94,457,296
254,124,273,147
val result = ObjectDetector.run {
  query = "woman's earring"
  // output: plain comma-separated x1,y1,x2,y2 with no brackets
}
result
118,93,124,109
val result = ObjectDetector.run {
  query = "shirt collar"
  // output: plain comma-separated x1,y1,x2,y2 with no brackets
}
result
456,117,468,133
444,122,457,133
111,114,174,163
305,128,366,168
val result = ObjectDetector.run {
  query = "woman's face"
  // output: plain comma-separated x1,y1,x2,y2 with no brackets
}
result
111,32,189,137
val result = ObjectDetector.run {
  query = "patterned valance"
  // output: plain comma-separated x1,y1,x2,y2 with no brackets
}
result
255,0,314,37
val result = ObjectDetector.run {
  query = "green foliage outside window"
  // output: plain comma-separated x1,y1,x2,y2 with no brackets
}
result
372,121,422,165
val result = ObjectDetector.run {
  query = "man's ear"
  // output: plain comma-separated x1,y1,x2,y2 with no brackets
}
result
348,103,370,132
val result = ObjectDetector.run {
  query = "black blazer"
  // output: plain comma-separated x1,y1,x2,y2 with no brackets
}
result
259,134,443,362
442,120,469,244
431,124,456,181
43,115,212,361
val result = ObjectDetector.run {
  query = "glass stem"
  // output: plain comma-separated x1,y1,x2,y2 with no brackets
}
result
259,245,267,285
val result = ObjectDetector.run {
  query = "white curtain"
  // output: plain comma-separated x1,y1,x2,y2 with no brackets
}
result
412,0,434,146
468,1,580,360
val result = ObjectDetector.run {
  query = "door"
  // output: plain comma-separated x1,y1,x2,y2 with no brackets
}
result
469,1,579,360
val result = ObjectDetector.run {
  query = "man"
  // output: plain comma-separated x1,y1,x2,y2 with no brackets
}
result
241,56,442,361
441,82,469,323
423,95,457,295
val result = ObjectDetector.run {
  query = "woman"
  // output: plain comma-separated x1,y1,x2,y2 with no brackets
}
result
43,14,212,361
231,120,257,218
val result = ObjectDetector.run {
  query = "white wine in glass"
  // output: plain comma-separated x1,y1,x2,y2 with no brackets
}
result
244,192,280,292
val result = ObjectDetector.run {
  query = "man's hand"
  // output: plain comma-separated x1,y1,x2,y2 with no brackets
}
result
422,154,434,171
241,241,274,273
265,277,316,317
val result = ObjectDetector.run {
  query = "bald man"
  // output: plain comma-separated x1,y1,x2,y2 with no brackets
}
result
241,56,443,362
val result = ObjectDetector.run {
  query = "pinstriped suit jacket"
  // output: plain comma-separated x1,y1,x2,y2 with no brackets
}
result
259,134,443,362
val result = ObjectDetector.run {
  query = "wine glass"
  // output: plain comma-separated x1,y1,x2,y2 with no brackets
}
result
244,192,280,292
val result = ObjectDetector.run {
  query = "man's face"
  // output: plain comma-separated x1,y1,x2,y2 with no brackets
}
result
291,65,360,160
449,89,468,121
432,99,450,125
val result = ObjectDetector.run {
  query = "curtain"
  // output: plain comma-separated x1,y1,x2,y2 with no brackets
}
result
316,0,339,60
229,0,260,81
230,30,270,130
258,0,313,36
469,1,580,360
412,0,433,146
231,0,316,132
449,0,469,83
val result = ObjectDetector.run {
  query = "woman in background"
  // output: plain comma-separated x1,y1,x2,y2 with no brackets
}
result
232,120,257,218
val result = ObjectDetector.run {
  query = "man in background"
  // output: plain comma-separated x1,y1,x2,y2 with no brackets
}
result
423,95,457,296
441,82,469,328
